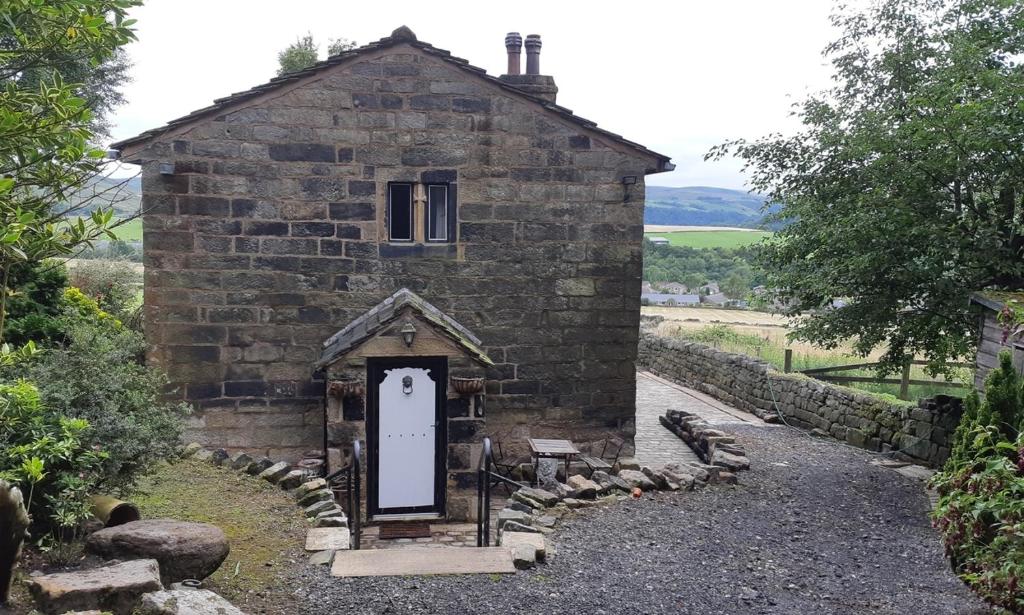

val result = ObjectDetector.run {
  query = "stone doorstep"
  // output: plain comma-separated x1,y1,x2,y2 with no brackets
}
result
330,546,515,577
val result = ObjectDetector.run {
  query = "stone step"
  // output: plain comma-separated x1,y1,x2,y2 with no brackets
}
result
330,546,515,577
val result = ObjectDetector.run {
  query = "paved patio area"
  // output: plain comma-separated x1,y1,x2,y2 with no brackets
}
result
634,370,764,467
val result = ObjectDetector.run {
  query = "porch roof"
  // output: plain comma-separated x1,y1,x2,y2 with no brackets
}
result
315,288,494,369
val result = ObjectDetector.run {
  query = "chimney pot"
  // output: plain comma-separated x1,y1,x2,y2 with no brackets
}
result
524,34,542,75
504,32,522,75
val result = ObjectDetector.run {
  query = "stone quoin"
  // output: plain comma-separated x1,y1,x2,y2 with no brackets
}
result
112,26,672,522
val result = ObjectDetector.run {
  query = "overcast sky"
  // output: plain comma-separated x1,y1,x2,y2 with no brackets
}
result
109,0,845,190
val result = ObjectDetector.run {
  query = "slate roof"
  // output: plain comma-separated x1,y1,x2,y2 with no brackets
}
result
641,293,700,305
316,288,493,369
111,26,672,172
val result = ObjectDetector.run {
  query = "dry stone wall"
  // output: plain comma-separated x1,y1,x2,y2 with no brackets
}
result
638,332,964,467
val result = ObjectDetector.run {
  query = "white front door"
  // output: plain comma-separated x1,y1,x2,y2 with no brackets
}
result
376,366,438,512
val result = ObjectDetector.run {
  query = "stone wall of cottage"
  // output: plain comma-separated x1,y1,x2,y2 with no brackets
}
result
134,44,653,463
638,332,964,467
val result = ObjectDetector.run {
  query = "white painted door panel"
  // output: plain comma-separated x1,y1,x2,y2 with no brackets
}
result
378,367,436,510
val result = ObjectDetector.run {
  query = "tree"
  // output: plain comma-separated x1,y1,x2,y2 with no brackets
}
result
0,1,139,343
277,33,356,76
710,0,1024,374
721,270,753,300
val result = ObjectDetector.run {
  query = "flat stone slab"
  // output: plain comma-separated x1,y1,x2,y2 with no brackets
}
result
331,546,515,577
137,589,244,614
500,531,546,561
27,559,162,615
305,527,351,552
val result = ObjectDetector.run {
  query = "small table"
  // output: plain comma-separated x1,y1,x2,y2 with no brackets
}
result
528,438,580,487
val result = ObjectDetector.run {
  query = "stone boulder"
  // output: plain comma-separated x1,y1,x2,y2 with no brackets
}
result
591,470,629,493
565,475,599,499
515,487,560,507
641,466,669,490
85,519,229,585
501,531,546,562
228,452,253,470
496,508,531,530
27,559,162,615
710,450,750,472
295,479,328,499
616,457,641,471
258,461,290,483
278,470,305,490
617,469,657,491
138,589,244,615
244,458,274,475
661,468,696,491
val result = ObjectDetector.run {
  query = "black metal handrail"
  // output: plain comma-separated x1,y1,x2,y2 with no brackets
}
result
477,436,524,547
325,439,362,550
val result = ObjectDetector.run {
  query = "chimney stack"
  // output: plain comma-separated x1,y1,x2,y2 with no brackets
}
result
524,34,541,75
505,32,522,75
499,32,558,104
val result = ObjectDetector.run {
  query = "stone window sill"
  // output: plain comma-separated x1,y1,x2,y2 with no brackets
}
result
380,243,457,259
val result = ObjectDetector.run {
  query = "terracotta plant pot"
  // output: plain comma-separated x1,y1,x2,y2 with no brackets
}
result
328,380,365,399
451,377,485,396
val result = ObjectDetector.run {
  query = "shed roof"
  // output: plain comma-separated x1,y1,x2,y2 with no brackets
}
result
970,291,1024,312
112,26,672,172
315,288,493,369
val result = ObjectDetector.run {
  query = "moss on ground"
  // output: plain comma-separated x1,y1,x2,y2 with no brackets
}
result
133,458,309,613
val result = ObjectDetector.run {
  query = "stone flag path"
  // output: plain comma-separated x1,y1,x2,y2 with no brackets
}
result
634,371,765,467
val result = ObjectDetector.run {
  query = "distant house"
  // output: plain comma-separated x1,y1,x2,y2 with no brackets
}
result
641,281,655,294
701,292,728,306
656,282,689,294
647,236,670,246
642,293,700,306
969,292,1024,392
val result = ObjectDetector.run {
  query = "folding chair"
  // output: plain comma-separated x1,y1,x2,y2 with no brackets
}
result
579,436,625,478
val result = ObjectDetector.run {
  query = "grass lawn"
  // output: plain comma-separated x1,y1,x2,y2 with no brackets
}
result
646,230,772,249
110,217,142,241
132,458,309,613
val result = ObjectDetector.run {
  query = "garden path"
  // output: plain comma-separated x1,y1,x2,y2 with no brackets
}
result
298,372,988,614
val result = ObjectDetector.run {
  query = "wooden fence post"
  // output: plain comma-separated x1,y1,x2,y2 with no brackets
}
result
899,362,912,400
784,348,793,373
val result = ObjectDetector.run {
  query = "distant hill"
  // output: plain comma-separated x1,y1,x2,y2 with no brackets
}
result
71,174,141,218
644,186,771,228
70,180,773,227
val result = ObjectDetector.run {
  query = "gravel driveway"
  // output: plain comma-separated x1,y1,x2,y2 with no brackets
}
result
295,422,989,615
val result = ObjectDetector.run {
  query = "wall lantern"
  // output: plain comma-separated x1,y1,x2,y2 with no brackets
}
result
400,322,417,347
621,175,638,203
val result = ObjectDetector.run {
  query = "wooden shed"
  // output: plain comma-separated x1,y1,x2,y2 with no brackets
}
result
969,292,1024,392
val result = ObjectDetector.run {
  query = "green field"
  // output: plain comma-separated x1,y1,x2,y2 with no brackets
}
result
646,230,772,249
110,217,142,241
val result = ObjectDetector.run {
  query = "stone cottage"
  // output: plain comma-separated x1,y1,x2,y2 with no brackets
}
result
112,26,672,521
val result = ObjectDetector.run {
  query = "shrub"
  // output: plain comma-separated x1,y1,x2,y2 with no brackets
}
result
931,350,1024,610
13,322,189,495
0,379,107,530
66,258,141,320
2,261,69,346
